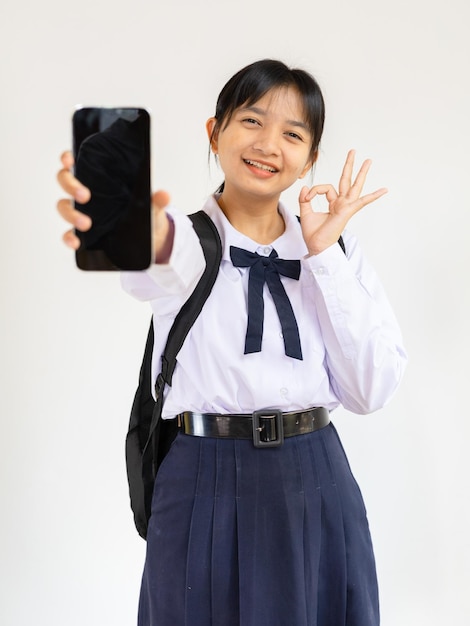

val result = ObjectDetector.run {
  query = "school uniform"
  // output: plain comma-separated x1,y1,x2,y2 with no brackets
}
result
121,195,407,626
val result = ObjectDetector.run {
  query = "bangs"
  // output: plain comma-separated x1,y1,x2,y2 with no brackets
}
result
214,59,325,158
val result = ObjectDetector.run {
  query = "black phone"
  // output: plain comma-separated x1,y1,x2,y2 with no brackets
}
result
72,107,152,271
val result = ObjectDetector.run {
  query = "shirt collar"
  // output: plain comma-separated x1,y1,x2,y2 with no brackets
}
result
201,195,309,262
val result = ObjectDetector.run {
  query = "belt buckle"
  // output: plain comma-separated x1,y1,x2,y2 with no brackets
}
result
252,410,284,448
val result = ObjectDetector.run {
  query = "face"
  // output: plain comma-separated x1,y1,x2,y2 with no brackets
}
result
207,86,315,203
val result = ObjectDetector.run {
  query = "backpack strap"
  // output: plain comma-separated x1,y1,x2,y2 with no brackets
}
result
159,211,223,388
338,235,346,255
135,211,222,538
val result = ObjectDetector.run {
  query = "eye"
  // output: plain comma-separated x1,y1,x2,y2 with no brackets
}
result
285,131,303,141
242,117,260,126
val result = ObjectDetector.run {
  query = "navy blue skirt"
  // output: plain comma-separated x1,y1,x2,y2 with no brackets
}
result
138,423,379,626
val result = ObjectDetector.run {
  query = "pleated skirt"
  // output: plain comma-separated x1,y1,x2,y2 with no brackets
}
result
138,423,379,626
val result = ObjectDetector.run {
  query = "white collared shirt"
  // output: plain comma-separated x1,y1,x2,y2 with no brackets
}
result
121,196,407,417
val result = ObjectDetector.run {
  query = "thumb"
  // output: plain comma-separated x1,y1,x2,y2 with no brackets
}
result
299,186,319,220
152,190,171,211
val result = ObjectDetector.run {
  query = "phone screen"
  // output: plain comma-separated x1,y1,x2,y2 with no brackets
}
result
72,107,151,271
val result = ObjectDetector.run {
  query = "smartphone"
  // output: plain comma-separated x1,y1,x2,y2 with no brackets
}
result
72,107,151,270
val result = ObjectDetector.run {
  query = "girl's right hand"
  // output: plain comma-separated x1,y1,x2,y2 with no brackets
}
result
56,151,173,262
57,151,92,250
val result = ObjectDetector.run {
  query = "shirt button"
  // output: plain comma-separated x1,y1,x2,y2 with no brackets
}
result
280,387,288,397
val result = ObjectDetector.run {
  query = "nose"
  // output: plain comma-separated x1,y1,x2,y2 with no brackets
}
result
252,127,280,155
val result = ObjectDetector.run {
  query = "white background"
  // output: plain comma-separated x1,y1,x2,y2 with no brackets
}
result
1,0,469,624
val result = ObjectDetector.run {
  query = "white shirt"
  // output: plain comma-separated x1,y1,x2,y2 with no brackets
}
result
121,196,407,418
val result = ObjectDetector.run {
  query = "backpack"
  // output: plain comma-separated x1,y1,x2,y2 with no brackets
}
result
125,211,344,539
125,211,222,539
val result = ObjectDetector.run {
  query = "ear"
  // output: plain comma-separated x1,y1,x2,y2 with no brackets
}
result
206,117,219,154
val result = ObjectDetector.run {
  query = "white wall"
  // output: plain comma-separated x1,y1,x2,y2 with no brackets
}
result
1,0,469,624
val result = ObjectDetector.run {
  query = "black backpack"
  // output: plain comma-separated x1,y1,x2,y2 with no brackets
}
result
125,211,222,539
125,211,344,539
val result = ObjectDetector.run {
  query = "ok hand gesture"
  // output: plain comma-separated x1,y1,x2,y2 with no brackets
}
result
299,150,387,255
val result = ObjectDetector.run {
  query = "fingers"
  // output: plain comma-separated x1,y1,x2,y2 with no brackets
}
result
299,151,387,221
356,187,388,209
57,196,92,250
62,228,82,251
338,149,355,195
60,150,74,170
338,150,373,197
57,150,91,203
349,158,372,198
57,169,91,203
338,151,386,207
338,150,375,199
57,198,92,231
346,151,387,208
299,186,316,204
57,150,93,250
300,184,338,205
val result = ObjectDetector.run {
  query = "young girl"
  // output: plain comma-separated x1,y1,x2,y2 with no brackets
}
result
57,59,407,626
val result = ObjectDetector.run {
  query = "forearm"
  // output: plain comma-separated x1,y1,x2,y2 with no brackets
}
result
121,208,205,304
306,234,407,413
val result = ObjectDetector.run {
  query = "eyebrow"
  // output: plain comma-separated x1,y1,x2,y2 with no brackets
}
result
240,105,310,132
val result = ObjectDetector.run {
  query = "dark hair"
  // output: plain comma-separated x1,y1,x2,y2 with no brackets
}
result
211,59,325,165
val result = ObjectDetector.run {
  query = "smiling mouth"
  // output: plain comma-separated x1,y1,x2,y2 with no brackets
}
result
243,159,278,173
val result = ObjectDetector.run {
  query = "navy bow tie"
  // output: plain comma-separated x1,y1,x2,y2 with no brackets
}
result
230,246,303,360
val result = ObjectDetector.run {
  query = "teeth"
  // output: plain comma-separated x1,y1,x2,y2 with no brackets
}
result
244,159,277,173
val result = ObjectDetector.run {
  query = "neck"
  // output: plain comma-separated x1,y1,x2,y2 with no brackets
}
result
217,189,285,244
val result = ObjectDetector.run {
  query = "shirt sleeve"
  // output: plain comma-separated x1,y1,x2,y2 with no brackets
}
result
304,232,407,414
120,208,206,315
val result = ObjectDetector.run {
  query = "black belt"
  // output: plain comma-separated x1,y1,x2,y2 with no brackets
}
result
176,407,330,448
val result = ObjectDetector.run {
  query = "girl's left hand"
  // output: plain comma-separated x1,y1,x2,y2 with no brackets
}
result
298,150,387,256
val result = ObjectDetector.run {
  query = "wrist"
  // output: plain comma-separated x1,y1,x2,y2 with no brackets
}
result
154,214,175,264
